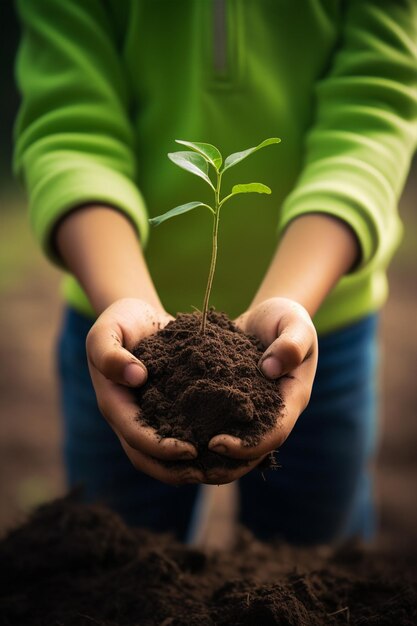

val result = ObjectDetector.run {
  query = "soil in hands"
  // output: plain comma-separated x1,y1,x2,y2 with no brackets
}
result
1,497,416,626
132,310,284,471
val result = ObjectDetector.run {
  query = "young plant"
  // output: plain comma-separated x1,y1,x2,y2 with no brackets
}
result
149,137,281,333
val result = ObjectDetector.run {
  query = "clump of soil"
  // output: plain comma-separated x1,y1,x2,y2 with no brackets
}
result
1,496,416,626
132,310,283,471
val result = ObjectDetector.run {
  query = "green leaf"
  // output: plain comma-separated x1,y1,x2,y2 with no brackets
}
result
175,140,223,171
231,182,272,195
222,137,281,172
219,182,272,209
149,201,213,227
168,151,214,189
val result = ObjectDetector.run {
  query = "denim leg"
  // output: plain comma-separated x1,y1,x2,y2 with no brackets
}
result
56,307,200,540
238,315,379,545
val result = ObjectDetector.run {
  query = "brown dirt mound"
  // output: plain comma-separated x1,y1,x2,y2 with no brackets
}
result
132,310,283,471
0,496,416,625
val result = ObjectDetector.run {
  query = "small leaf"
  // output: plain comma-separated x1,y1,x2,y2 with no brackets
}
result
222,137,281,172
168,151,214,189
168,151,209,174
231,182,272,195
149,201,213,227
175,140,223,170
219,182,272,209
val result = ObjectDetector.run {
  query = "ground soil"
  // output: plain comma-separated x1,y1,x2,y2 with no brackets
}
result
0,495,416,626
133,310,283,471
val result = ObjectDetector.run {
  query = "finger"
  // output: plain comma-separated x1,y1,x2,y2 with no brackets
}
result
208,434,265,461
258,314,316,379
90,372,198,460
201,456,264,485
209,350,317,460
87,320,148,388
120,440,205,485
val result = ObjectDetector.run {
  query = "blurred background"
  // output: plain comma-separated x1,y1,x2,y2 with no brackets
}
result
1,4,416,548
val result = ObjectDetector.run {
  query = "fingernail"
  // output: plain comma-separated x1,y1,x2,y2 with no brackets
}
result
260,356,282,379
124,363,146,386
211,445,227,455
179,451,195,461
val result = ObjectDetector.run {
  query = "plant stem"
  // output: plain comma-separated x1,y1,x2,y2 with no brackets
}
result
200,170,222,333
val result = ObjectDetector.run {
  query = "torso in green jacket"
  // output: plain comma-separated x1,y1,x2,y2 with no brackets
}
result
15,1,417,332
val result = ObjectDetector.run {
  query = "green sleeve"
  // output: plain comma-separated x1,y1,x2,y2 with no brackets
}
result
278,0,417,270
14,0,149,266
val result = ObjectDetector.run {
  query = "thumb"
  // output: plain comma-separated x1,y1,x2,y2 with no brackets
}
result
86,321,148,387
258,317,316,380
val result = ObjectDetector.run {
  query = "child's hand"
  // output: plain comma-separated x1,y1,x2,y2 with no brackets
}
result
206,297,318,469
86,298,204,484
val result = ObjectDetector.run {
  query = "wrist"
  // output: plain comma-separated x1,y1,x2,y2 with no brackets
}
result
91,290,165,317
55,204,163,315
251,214,360,317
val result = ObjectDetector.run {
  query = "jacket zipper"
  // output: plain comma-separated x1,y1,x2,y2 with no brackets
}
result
213,0,228,76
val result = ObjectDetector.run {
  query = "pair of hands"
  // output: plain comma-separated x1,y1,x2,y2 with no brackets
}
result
86,297,318,485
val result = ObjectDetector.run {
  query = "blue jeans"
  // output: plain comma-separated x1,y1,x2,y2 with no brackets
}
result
57,308,379,544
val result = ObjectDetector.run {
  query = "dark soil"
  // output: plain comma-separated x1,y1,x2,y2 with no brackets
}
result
1,496,416,626
132,310,283,471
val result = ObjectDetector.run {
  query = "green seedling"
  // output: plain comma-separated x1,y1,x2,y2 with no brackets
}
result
150,137,281,333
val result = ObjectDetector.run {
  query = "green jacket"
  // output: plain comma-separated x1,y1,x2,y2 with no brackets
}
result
14,0,417,334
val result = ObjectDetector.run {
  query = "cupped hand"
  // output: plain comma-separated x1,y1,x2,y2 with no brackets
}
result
86,298,204,484
206,297,318,469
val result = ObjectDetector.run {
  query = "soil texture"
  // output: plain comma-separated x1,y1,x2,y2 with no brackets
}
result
0,496,416,626
132,311,283,471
